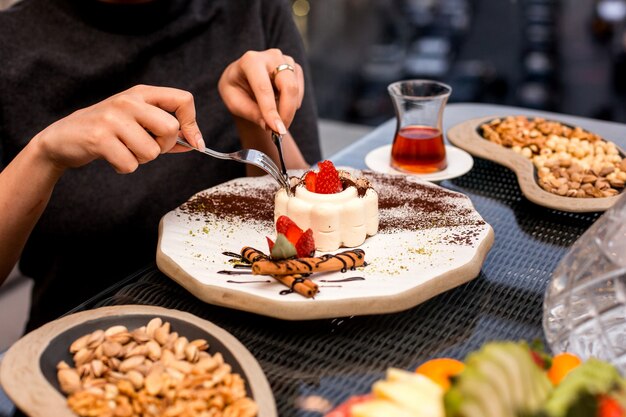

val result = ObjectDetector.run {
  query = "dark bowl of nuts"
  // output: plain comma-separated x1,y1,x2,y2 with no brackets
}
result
0,305,276,417
448,115,626,212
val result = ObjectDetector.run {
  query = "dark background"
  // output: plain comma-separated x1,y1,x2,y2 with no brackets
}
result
291,0,626,126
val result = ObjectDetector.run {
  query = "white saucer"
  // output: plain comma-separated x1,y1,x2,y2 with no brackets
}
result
365,144,474,181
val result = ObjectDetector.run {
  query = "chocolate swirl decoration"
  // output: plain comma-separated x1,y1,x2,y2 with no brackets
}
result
240,247,366,276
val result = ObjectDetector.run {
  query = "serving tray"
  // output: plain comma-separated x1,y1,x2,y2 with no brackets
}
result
447,116,625,212
156,171,494,320
0,305,276,417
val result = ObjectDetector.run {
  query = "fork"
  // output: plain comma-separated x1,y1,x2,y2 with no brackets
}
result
175,138,290,190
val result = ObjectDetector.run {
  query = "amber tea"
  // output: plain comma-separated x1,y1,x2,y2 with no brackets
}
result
391,125,447,173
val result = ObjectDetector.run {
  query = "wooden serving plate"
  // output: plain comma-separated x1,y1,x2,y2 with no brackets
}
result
0,305,277,417
447,116,626,212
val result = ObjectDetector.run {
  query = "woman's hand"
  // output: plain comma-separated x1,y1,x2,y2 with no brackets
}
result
35,84,203,174
0,84,203,283
218,48,305,135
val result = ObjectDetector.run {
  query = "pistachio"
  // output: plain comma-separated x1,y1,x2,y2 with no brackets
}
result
185,344,199,363
146,317,162,338
582,174,597,184
146,340,162,361
104,325,128,339
599,165,615,177
91,359,106,378
70,334,91,354
154,322,170,346
102,341,123,358
86,330,105,349
169,359,193,375
174,336,189,360
73,348,94,367
132,327,150,344
144,367,163,396
610,179,625,188
126,370,144,390
58,368,82,394
118,355,146,373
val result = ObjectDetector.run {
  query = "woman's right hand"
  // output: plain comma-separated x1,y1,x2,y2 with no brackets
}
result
33,84,203,174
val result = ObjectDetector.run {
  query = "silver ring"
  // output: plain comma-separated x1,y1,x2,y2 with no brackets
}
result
272,63,295,80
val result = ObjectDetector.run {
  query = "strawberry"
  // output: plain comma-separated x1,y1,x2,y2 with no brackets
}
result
598,395,624,417
295,228,315,258
315,160,342,194
276,215,298,235
304,170,316,192
275,215,303,245
285,225,303,245
266,236,275,252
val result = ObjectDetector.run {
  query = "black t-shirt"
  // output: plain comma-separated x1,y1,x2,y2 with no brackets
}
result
0,0,321,330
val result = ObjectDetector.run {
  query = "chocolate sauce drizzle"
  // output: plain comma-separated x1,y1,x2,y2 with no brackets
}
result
217,270,251,275
222,251,243,259
279,276,307,296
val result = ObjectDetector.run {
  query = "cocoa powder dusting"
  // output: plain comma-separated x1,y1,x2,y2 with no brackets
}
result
362,172,485,234
180,181,274,224
178,172,486,246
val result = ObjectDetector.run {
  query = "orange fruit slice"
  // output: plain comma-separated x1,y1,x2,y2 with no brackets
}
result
547,352,582,385
415,358,465,390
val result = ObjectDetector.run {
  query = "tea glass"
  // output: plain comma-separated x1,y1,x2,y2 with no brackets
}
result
388,80,452,174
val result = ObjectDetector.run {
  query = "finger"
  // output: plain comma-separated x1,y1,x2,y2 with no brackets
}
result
272,56,301,128
295,63,305,108
96,134,141,174
131,103,182,154
241,58,286,134
133,85,204,150
116,121,163,164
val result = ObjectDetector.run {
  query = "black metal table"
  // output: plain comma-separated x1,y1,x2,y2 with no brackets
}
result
65,104,626,416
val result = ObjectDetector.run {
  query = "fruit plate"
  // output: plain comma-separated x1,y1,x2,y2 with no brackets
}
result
156,170,494,320
447,116,626,212
0,305,277,417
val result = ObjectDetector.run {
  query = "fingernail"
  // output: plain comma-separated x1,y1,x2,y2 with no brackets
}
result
196,133,205,151
275,119,287,135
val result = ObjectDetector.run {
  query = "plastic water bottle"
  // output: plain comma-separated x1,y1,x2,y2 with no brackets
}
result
543,193,626,372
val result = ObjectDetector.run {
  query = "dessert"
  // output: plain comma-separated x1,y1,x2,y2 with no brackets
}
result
327,341,626,417
274,161,379,251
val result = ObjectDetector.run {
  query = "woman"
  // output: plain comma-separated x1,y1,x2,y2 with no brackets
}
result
0,0,321,330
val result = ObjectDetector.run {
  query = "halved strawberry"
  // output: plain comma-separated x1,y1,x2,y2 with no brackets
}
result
276,215,303,245
304,170,317,192
266,236,275,253
315,160,342,194
276,215,298,235
295,228,315,258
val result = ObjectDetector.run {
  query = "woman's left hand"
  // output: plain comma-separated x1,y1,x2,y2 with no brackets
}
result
218,48,305,135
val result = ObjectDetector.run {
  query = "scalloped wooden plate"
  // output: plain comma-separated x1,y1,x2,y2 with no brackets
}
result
447,115,626,212
0,305,277,417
